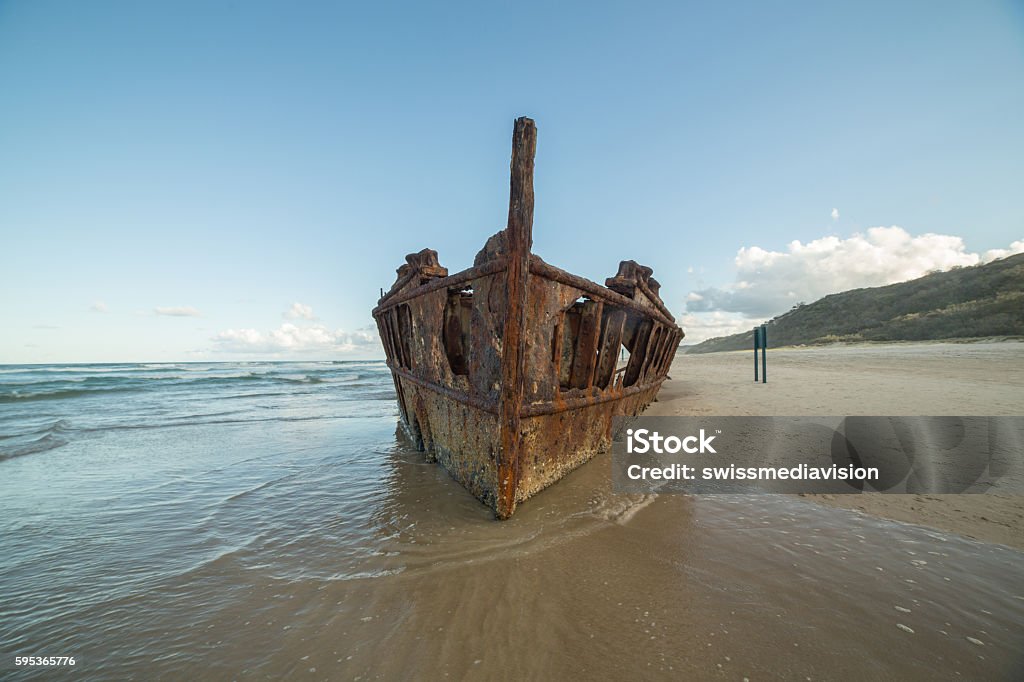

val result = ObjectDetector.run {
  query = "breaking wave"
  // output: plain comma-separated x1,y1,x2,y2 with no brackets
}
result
0,367,380,403
0,361,393,461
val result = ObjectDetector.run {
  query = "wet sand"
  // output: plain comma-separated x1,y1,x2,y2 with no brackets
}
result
653,342,1024,549
141,451,1024,681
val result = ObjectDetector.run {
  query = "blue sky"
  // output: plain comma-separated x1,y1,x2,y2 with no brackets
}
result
1,0,1022,362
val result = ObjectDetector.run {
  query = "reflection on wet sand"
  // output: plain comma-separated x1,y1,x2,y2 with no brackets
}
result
177,432,1023,681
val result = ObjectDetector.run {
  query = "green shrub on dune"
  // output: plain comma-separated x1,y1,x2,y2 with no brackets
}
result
688,253,1024,353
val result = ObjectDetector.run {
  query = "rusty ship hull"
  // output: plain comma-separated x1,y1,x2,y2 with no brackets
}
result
372,118,683,518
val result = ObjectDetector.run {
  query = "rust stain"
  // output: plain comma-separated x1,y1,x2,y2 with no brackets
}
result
372,118,684,518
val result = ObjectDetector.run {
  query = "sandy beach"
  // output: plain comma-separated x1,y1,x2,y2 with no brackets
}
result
652,341,1024,549
3,352,1023,679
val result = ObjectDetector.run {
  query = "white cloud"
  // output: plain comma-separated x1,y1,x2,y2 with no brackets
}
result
155,306,201,317
982,239,1024,263
680,312,757,344
686,228,1023,319
831,208,840,221
90,301,108,313
283,302,316,320
212,323,377,354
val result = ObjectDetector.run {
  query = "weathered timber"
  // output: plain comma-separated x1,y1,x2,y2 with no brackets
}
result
372,117,684,518
496,117,537,519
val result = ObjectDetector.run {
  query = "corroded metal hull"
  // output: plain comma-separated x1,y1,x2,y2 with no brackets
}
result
372,118,683,518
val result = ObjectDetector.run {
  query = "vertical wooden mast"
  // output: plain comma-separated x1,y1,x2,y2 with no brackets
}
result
495,116,537,519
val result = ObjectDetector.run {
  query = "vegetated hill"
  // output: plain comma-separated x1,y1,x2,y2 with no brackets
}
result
685,252,1024,354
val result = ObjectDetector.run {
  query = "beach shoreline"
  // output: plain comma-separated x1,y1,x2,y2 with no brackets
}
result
653,341,1024,549
2,355,1022,679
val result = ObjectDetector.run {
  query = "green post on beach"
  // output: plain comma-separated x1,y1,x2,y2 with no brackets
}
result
753,327,760,382
761,324,767,384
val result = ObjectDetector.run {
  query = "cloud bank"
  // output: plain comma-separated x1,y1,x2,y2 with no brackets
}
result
212,304,376,354
686,227,1023,318
678,312,755,342
983,240,1024,263
212,323,376,354
682,229,1024,343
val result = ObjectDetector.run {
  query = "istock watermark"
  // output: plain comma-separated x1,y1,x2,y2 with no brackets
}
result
611,416,1023,495
625,428,718,454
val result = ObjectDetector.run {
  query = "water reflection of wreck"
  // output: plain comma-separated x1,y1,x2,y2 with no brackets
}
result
372,118,683,518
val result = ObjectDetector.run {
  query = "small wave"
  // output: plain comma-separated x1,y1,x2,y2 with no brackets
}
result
0,418,72,441
0,371,350,400
76,413,362,434
164,410,245,422
279,375,327,384
587,493,658,525
0,433,68,462
358,390,400,401
221,475,292,504
181,372,265,383
0,386,141,403
170,545,255,581
0,364,143,374
219,391,317,401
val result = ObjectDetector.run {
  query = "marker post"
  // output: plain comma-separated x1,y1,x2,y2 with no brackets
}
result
760,324,767,384
754,327,760,382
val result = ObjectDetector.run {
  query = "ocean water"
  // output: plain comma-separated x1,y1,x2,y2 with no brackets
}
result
0,361,420,674
2,362,1023,680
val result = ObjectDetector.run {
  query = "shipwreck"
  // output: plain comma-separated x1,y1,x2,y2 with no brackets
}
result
373,117,683,518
